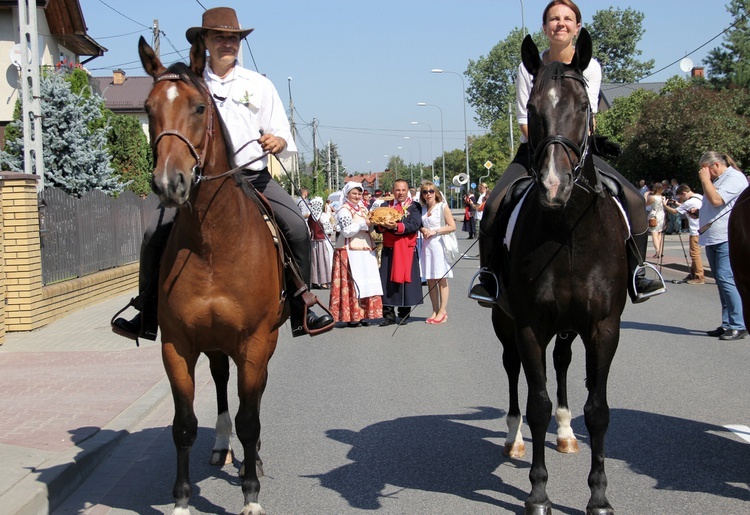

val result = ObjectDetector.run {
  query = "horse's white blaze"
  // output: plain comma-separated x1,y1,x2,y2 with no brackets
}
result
171,507,190,515
506,413,524,446
543,147,563,199
166,84,179,103
547,86,560,108
556,407,575,440
154,156,171,191
214,411,233,450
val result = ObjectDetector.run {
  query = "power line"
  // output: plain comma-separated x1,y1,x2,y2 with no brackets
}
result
633,12,747,82
90,29,149,40
95,0,150,29
194,0,208,9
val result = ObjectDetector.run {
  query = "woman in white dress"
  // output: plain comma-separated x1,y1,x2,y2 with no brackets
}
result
418,182,456,324
645,182,666,258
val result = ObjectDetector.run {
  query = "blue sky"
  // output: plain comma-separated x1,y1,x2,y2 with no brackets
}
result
79,0,734,178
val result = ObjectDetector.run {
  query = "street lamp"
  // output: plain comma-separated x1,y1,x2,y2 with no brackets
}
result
410,121,433,183
520,0,526,36
417,102,446,197
431,68,470,191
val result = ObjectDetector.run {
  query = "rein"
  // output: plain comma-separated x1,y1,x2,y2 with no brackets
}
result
528,72,592,187
151,70,268,184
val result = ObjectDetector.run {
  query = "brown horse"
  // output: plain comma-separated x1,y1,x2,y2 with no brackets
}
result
138,36,285,515
729,186,750,329
488,30,627,515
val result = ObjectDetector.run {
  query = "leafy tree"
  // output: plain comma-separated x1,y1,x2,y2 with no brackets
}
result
705,0,750,87
588,7,654,82
106,111,152,196
596,87,658,145
0,70,122,196
466,27,544,130
466,131,512,187
616,85,750,185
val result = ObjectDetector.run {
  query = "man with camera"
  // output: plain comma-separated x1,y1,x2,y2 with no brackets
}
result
664,184,704,284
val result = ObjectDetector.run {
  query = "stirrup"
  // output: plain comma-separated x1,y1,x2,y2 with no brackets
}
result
468,267,500,307
633,262,667,302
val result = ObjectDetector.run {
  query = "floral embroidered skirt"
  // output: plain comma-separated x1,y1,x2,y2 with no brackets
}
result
329,248,383,323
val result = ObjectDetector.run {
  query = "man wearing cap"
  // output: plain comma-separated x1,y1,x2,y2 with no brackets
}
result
113,7,333,340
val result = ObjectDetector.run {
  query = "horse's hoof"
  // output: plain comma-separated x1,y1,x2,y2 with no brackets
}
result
240,502,266,515
504,441,526,458
586,506,614,515
524,500,552,515
556,436,580,453
211,448,234,465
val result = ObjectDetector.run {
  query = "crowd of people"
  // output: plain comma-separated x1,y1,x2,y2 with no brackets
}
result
301,179,480,328
638,150,749,341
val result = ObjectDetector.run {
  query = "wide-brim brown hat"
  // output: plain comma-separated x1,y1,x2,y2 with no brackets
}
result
186,7,254,44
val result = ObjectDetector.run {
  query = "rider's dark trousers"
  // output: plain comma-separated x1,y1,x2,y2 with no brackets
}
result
479,144,648,273
139,168,312,299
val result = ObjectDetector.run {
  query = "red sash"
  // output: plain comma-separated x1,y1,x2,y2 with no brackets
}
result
383,201,416,283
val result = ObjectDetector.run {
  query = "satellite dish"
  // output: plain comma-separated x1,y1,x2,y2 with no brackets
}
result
679,57,694,73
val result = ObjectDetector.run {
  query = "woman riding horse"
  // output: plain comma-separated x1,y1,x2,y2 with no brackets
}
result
113,7,334,342
470,0,665,307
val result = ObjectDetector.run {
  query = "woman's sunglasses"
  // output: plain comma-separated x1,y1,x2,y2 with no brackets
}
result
421,189,435,195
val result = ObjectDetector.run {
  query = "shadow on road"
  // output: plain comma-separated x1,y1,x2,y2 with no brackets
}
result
306,406,534,512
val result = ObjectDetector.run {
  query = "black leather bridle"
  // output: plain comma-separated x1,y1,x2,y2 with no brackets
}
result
528,72,592,184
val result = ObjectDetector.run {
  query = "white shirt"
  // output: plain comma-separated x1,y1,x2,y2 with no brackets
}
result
516,52,602,143
475,192,486,221
204,62,296,171
676,193,702,236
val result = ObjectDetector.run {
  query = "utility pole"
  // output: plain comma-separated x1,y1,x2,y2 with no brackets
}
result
327,141,331,191
18,0,44,190
312,118,318,193
152,20,160,59
287,77,298,194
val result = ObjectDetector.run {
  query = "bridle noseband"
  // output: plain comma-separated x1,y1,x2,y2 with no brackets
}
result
528,72,592,184
151,71,215,182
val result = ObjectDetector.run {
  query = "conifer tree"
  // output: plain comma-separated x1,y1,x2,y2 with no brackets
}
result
0,68,123,197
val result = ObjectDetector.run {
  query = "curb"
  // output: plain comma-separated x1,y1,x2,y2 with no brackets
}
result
0,375,172,515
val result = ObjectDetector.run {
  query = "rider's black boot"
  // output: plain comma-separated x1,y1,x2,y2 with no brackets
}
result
112,242,160,341
287,236,333,337
628,231,666,303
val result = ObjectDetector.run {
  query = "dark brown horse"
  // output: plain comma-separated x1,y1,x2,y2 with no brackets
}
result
138,36,286,515
729,186,750,329
489,30,627,515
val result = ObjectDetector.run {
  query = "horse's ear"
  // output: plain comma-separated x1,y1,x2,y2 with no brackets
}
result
521,34,542,76
139,36,166,78
573,28,592,72
190,35,206,77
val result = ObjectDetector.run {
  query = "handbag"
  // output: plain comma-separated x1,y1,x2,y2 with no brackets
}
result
438,202,460,265
649,217,658,228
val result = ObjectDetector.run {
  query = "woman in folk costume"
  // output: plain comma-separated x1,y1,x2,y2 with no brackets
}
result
329,182,383,327
418,182,456,324
308,196,332,289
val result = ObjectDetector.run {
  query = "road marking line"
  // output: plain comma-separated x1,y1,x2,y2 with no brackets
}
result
724,425,750,444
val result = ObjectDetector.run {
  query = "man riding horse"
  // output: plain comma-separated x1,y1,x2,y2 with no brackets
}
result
113,7,334,341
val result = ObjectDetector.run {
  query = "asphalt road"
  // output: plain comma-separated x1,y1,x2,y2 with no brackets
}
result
55,235,750,514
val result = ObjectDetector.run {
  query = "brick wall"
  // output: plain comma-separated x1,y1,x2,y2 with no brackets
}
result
0,172,137,344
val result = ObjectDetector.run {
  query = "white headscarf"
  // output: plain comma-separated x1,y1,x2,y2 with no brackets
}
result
339,182,364,211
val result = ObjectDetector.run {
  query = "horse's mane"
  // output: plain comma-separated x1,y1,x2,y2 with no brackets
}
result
164,62,238,171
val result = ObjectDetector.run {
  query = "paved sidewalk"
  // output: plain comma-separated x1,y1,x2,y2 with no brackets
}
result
0,233,712,514
0,291,172,515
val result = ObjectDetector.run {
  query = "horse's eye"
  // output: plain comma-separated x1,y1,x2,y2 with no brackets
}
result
196,104,206,115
